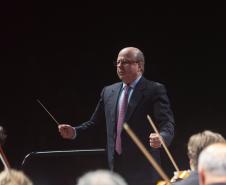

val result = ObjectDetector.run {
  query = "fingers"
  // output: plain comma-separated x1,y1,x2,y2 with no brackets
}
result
58,124,76,139
58,124,70,130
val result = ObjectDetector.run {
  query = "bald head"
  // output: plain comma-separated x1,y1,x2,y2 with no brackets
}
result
118,47,145,73
198,143,226,185
77,170,127,185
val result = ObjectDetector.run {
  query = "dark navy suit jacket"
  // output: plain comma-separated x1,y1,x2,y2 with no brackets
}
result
75,77,175,184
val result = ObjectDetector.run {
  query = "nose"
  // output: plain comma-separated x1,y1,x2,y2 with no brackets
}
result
117,61,124,67
117,64,124,70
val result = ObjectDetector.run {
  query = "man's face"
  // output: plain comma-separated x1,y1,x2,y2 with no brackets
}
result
116,50,142,84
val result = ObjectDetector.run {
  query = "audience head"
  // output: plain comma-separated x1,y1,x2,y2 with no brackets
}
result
0,169,33,185
187,130,225,170
198,143,226,185
76,169,127,185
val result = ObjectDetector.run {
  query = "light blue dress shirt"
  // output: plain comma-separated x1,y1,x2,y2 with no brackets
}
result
117,75,142,112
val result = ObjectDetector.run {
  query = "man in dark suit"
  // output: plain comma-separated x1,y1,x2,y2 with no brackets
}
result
58,47,175,185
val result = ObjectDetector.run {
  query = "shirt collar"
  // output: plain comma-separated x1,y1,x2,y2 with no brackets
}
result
122,75,142,89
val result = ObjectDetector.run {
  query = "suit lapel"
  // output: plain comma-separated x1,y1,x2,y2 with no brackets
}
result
125,77,146,122
109,83,123,125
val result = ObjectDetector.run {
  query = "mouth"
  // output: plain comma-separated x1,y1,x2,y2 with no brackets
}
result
118,71,125,76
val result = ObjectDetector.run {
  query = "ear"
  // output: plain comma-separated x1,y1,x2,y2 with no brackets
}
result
137,62,142,72
199,169,206,185
189,159,195,170
189,159,192,166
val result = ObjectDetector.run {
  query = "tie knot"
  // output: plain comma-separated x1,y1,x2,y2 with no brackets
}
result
124,85,130,91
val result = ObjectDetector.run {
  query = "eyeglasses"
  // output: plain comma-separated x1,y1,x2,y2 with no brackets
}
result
113,60,138,66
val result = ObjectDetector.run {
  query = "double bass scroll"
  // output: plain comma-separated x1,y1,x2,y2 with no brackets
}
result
0,126,11,170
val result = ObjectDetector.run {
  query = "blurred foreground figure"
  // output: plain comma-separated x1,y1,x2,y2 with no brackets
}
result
175,130,225,185
0,169,33,185
77,169,127,185
198,143,226,185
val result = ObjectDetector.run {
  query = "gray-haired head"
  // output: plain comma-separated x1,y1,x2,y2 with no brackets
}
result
0,169,33,185
187,130,225,170
76,170,127,185
198,143,226,177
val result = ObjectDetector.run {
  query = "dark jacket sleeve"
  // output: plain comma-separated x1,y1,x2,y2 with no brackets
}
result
152,83,175,146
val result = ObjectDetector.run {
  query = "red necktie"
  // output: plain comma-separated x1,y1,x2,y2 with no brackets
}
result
115,85,130,155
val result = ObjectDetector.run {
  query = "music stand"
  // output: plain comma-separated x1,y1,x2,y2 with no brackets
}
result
21,149,107,185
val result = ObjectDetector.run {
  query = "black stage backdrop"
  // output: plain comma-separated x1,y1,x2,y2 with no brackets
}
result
0,1,226,184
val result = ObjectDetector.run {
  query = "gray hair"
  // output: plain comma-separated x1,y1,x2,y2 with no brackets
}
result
76,170,127,185
187,130,225,170
0,169,33,185
198,143,226,177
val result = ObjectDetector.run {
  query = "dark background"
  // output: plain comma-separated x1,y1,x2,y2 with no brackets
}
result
0,1,226,182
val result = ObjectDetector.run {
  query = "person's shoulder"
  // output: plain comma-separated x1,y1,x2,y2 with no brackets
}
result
104,82,122,90
142,77,165,89
100,82,122,97
141,78,168,95
173,171,199,185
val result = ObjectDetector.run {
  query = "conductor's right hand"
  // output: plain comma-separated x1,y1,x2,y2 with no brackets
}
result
58,124,76,139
